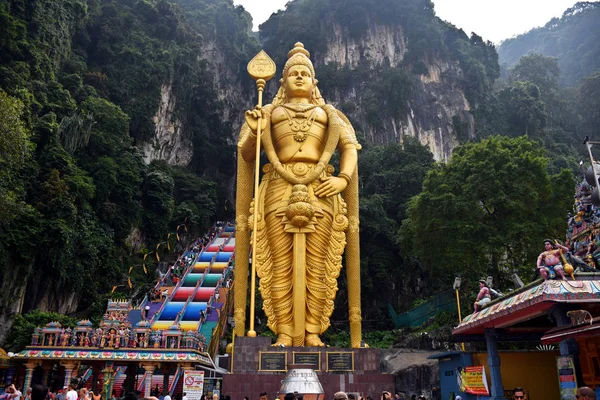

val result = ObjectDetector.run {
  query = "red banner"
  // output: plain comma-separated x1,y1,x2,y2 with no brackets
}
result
457,365,490,396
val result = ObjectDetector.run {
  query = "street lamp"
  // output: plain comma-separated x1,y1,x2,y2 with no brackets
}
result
453,277,465,351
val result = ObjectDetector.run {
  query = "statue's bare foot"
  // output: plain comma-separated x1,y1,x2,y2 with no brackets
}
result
305,334,325,347
273,333,292,347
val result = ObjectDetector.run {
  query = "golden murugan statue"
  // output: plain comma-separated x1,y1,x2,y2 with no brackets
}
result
234,43,362,347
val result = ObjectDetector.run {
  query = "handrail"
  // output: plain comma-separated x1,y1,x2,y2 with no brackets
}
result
175,293,193,325
151,238,206,325
136,371,148,392
204,255,235,358
145,224,226,326
76,366,93,389
168,366,183,396
207,284,234,359
139,295,148,311
186,266,209,321
206,307,223,359
149,294,168,325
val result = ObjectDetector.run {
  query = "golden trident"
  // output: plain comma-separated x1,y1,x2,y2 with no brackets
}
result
246,50,276,337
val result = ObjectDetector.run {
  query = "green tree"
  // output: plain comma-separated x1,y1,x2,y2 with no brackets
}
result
498,2,600,86
509,54,560,95
0,89,31,223
4,310,77,352
340,139,435,325
500,81,547,136
142,169,175,244
400,136,573,289
578,71,600,138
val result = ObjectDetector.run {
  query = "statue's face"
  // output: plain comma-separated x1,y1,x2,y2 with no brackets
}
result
284,64,313,98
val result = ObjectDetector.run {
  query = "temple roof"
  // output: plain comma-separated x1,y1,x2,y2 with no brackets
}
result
453,274,600,336
541,316,600,343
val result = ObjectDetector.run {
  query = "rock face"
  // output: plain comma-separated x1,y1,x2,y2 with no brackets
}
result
141,83,193,166
382,348,440,398
408,63,472,163
200,39,255,129
324,21,408,67
0,263,80,346
145,19,473,166
315,21,473,162
0,266,29,347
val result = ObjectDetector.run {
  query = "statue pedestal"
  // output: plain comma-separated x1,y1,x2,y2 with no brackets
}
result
223,337,394,398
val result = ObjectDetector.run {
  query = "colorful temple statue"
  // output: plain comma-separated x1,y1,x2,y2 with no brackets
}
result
537,239,570,280
235,43,363,347
474,279,491,312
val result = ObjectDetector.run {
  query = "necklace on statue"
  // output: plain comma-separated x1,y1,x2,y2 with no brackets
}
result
282,107,318,142
282,103,318,113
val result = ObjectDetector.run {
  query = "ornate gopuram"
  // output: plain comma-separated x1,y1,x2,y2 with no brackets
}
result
15,300,223,398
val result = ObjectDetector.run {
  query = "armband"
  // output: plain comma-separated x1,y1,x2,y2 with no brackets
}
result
338,172,352,184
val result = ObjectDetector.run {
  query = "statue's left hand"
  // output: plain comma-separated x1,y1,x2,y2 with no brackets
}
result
315,176,347,198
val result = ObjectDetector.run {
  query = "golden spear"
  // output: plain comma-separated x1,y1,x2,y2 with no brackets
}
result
246,50,276,337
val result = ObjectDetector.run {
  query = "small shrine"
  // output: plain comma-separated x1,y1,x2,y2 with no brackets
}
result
165,324,183,349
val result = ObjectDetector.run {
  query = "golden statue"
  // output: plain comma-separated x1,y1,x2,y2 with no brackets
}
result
234,43,363,347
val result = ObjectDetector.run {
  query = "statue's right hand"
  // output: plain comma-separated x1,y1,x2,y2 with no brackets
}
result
245,106,268,132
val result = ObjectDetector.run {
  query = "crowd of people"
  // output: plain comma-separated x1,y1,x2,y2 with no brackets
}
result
149,224,227,303
1,384,116,400
3,377,599,400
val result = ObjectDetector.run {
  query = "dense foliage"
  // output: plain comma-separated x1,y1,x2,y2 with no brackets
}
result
4,311,78,352
498,2,600,86
400,136,574,290
342,138,435,328
0,0,255,333
579,72,600,139
472,54,591,174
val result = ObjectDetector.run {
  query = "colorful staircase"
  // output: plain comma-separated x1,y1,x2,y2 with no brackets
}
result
148,224,235,352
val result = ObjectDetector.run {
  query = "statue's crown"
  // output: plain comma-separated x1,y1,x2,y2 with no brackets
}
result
287,42,310,59
283,42,315,78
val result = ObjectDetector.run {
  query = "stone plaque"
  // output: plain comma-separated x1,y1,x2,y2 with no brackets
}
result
293,352,321,371
259,351,287,372
326,351,354,372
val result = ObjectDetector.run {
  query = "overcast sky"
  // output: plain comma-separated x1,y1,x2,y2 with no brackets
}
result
233,0,581,44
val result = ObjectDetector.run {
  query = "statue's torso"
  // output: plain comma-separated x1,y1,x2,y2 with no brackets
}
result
542,250,561,265
271,104,328,163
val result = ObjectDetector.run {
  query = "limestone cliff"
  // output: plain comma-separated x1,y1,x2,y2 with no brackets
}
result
310,21,474,162
141,83,193,166
145,20,476,165
145,4,482,165
324,21,408,68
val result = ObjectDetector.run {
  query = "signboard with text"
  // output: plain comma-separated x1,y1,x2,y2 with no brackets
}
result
326,352,354,372
259,352,287,372
456,366,489,396
183,370,205,400
293,352,321,371
557,355,577,400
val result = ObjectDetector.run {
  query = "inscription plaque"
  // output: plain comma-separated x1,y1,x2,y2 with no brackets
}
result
259,352,287,372
293,352,321,371
326,351,354,372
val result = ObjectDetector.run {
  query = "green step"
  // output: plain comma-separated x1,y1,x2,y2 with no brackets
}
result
200,321,218,342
